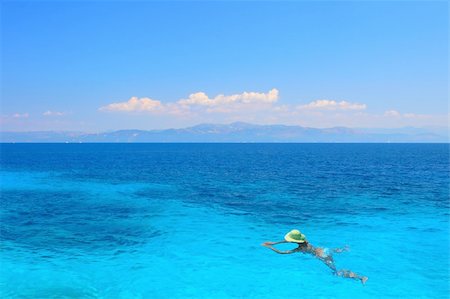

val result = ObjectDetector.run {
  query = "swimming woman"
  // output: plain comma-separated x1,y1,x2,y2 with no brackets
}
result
262,229,368,284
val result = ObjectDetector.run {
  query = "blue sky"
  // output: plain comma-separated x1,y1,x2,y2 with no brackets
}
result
1,1,448,131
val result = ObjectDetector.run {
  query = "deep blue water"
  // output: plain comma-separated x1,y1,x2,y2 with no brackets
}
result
1,143,449,298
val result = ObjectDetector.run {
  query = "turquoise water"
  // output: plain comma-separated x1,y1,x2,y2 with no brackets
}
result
1,143,449,298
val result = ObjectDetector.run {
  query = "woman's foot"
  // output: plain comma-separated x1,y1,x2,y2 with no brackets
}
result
361,276,368,285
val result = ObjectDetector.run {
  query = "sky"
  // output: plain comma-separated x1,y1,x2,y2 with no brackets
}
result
1,0,448,132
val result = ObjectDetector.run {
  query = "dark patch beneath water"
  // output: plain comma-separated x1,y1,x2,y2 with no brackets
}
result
1,190,163,253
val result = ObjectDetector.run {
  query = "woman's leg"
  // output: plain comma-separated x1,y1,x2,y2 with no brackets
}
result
312,246,368,284
317,254,338,273
335,269,368,284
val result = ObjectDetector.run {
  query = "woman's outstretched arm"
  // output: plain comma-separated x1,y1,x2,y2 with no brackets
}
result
261,241,298,254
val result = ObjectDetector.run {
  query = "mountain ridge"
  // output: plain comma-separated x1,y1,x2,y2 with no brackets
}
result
1,122,448,143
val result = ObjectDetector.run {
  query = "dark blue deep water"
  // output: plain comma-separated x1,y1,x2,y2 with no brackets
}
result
1,143,449,298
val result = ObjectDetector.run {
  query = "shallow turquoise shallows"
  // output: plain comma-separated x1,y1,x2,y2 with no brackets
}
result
1,143,449,298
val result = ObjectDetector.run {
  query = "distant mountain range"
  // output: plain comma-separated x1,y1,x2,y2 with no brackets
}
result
1,122,448,143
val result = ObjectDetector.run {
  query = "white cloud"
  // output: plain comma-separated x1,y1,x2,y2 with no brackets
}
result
178,88,279,106
99,97,163,112
12,113,29,118
298,99,367,111
384,110,401,117
384,110,432,120
43,110,65,116
403,113,427,119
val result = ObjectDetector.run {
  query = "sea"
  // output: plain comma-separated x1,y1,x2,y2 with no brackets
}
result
1,143,449,298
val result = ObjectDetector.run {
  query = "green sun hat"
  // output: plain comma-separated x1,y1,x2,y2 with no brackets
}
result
284,229,307,243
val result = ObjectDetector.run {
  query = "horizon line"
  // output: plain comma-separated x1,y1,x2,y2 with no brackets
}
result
1,121,449,134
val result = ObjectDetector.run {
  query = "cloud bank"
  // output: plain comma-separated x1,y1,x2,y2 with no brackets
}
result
100,89,369,116
98,89,447,128
99,89,280,114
